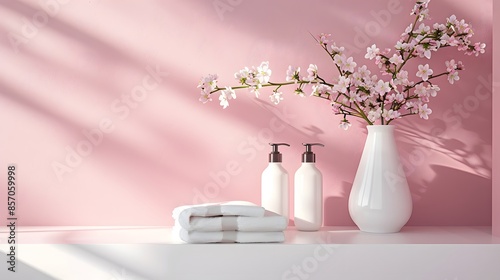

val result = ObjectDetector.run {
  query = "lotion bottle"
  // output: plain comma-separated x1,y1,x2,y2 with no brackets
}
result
261,143,290,219
294,143,324,231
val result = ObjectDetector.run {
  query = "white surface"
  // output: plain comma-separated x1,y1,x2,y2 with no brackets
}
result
1,226,500,280
294,162,323,231
1,226,500,244
349,125,413,233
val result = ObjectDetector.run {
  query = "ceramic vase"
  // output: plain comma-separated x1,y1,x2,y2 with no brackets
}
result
348,125,413,233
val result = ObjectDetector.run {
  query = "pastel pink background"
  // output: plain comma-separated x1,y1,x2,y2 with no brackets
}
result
0,0,494,227
493,0,499,236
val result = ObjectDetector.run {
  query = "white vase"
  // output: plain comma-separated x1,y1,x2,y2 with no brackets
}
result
348,125,412,233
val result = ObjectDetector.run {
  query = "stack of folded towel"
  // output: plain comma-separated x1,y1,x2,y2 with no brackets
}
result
172,201,287,243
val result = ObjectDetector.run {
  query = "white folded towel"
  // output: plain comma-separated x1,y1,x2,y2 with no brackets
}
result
176,210,288,232
175,227,285,243
172,201,266,228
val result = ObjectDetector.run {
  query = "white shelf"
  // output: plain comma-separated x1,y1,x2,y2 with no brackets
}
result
3,226,499,244
1,226,500,280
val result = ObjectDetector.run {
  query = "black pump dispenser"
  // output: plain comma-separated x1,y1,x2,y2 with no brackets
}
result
302,143,325,163
269,143,290,163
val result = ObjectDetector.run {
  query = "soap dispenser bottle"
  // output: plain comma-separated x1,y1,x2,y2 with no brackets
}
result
294,143,324,231
261,143,290,218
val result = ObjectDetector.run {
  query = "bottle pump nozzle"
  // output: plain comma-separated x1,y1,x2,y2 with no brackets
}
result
269,143,290,163
302,143,324,163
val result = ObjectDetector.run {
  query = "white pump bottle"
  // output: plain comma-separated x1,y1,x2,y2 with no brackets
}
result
294,143,324,231
261,143,290,220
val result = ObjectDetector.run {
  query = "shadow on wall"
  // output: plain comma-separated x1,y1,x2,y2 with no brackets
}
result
397,115,491,177
324,181,356,226
412,165,491,225
395,119,491,225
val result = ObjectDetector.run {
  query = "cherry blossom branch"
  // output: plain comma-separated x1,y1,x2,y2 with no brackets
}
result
198,0,485,130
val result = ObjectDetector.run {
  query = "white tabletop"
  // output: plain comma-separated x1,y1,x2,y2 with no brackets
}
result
2,226,499,244
1,226,500,280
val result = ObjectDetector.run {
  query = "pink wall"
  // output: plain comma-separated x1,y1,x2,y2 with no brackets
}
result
493,0,500,236
0,0,492,226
